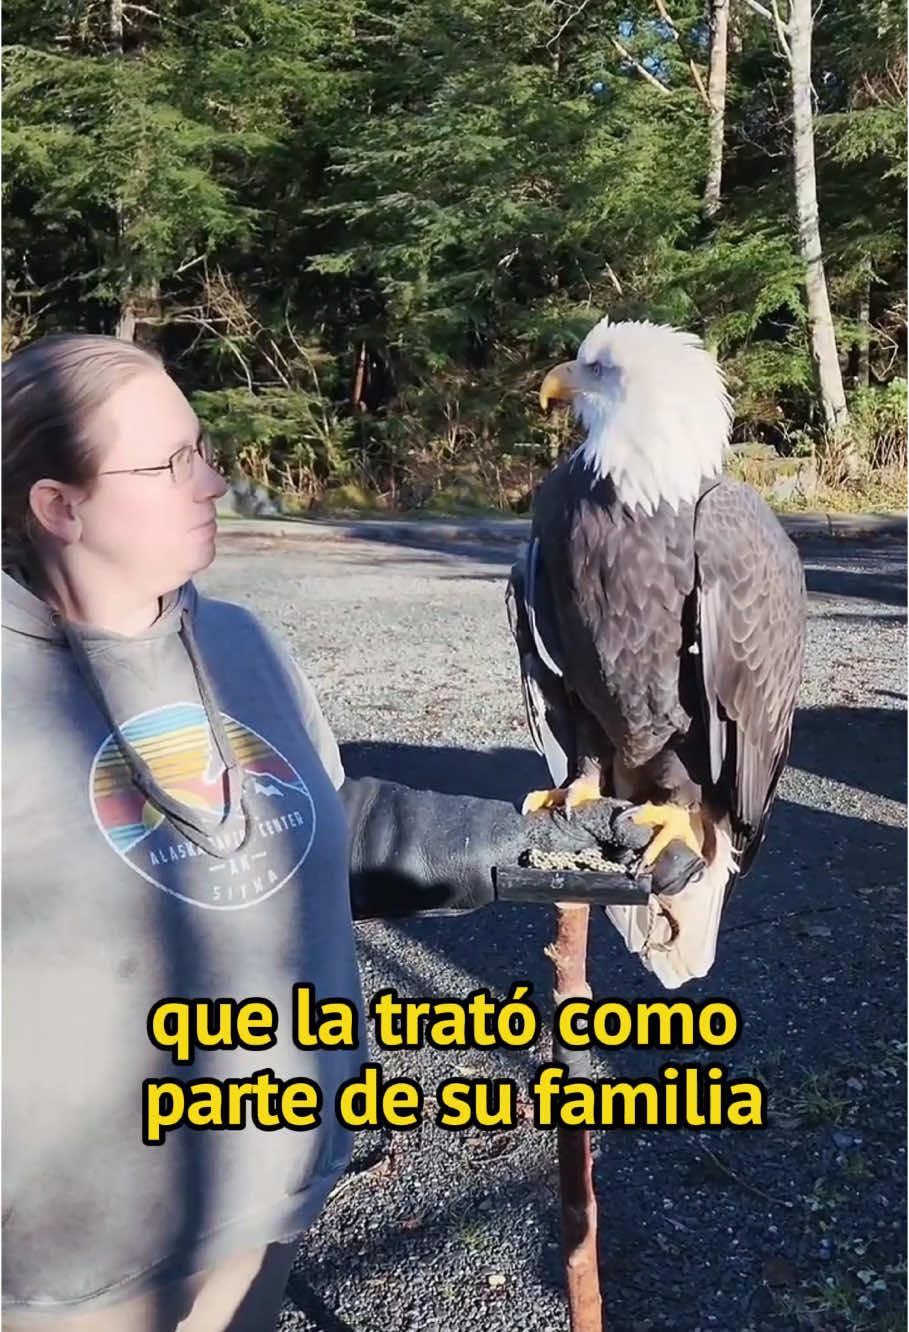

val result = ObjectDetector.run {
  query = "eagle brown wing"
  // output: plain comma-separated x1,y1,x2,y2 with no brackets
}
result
531,461,697,771
694,481,806,873
506,541,575,788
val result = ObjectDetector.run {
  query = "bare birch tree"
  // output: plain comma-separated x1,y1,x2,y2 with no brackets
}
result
703,0,730,218
788,0,850,437
743,0,851,438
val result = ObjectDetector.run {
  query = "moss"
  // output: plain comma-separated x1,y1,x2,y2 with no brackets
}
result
313,483,386,514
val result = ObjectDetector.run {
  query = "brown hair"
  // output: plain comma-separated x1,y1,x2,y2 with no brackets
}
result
2,333,163,572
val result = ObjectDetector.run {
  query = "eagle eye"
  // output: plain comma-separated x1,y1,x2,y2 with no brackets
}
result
588,361,602,378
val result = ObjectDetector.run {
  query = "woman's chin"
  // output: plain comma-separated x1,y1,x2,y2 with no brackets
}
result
190,523,218,563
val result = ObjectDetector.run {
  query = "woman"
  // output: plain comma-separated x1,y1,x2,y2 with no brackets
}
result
1,334,653,1331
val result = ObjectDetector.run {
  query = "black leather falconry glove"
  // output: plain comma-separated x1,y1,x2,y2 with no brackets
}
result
338,777,702,921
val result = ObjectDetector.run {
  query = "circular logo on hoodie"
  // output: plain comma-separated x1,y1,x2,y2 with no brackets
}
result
89,703,316,909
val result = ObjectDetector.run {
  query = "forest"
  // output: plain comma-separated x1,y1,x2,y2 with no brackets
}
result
3,0,906,513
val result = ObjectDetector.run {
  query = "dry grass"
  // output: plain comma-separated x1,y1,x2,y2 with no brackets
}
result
775,468,907,515
299,464,907,519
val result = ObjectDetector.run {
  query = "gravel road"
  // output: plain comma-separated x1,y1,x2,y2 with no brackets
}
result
198,524,906,1332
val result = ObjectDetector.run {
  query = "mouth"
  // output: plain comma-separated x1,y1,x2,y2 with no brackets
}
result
194,516,217,534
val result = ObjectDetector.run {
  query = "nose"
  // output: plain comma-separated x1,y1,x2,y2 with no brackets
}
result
194,457,228,502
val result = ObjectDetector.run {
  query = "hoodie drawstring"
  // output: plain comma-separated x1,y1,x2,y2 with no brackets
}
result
58,608,253,859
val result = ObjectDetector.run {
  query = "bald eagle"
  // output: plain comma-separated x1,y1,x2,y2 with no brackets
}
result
506,319,806,989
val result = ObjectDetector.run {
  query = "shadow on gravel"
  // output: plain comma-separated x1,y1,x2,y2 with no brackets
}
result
813,609,907,624
331,527,521,567
802,543,907,607
340,737,542,804
787,704,907,803
224,522,908,604
340,722,905,1061
279,522,907,597
310,729,906,1329
341,695,907,825
286,1275,360,1332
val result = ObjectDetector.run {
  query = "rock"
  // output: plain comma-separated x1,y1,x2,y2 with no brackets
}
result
215,472,282,518
766,458,818,503
761,1255,798,1287
725,450,819,502
249,483,280,517
730,441,781,461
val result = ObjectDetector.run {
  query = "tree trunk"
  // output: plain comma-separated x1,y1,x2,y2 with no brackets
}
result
352,341,368,410
115,294,137,342
110,0,136,339
854,283,871,388
703,0,729,218
788,0,850,437
546,906,603,1332
116,277,162,345
110,0,123,53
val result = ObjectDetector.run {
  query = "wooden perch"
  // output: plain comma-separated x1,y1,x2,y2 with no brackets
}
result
496,867,650,906
546,905,603,1331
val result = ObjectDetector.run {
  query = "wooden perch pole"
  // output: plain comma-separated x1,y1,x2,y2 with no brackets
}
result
496,859,648,1330
546,904,603,1332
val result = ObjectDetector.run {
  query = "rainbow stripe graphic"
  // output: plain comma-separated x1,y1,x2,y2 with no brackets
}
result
91,703,307,855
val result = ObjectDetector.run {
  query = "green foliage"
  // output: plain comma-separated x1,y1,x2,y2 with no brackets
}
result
192,385,355,494
847,378,908,469
2,0,906,506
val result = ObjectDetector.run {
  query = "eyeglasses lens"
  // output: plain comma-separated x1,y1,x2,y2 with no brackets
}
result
171,446,195,485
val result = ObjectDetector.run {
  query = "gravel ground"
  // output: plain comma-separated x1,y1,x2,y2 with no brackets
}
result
198,525,906,1332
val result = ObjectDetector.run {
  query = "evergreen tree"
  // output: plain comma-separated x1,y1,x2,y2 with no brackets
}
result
3,0,905,504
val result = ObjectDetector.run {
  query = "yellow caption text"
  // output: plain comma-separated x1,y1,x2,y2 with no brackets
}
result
142,988,765,1145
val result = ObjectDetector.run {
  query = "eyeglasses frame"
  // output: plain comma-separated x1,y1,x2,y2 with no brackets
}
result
96,432,214,484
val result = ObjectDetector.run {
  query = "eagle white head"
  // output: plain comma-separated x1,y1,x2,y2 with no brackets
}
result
539,317,733,515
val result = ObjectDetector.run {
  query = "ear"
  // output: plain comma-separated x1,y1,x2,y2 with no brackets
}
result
28,479,86,545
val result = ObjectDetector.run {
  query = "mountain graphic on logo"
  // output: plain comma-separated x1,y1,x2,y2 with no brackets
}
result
249,772,305,799
89,702,318,910
91,703,308,855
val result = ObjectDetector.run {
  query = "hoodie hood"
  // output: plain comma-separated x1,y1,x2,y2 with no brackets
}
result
2,570,248,855
1,569,192,643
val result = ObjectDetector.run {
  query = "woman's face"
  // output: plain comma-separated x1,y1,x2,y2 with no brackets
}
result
75,368,228,599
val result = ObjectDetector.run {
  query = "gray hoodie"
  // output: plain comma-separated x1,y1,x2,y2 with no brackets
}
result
2,572,363,1315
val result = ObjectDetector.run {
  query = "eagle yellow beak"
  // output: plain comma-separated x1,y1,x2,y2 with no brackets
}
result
539,360,582,411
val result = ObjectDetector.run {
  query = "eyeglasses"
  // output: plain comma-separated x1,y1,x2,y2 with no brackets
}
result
97,432,216,485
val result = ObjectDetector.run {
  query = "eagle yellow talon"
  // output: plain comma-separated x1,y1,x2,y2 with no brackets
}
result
522,788,566,814
631,801,703,867
522,777,601,817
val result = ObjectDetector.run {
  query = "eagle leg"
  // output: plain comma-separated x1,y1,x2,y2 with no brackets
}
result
628,802,703,867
